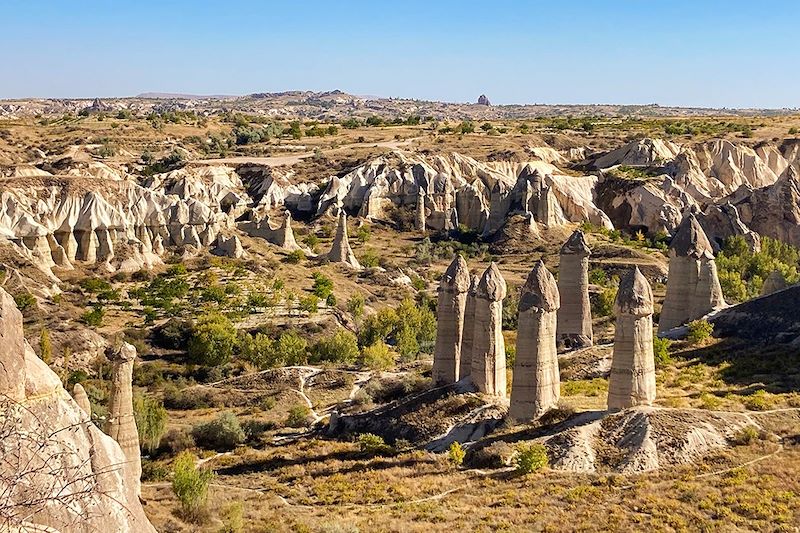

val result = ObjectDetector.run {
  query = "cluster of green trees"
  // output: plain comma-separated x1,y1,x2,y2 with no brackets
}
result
716,235,800,302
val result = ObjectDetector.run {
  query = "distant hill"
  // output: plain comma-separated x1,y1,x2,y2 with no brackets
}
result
135,92,237,100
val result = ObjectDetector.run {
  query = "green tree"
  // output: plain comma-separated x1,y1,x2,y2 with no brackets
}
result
311,272,334,299
187,313,238,366
347,293,365,320
172,452,214,522
359,341,395,370
133,393,168,454
39,327,52,365
311,329,360,364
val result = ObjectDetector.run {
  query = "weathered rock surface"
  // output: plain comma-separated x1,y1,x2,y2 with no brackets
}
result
556,230,593,349
72,383,91,417
608,267,656,410
659,214,726,333
510,261,561,421
103,342,142,500
471,263,507,397
761,269,788,296
458,274,478,380
213,233,246,258
0,288,155,532
432,255,471,385
327,212,360,268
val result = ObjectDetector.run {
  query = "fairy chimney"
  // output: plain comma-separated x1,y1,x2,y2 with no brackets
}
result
104,342,142,498
470,263,507,396
72,383,92,417
327,212,361,269
608,267,656,410
510,261,561,421
658,214,725,333
556,230,593,349
458,274,478,380
416,187,427,233
432,255,471,384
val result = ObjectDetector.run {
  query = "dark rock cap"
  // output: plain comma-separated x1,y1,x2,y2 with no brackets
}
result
519,260,560,313
614,267,654,316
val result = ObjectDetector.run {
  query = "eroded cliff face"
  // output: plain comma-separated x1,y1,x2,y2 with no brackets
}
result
0,287,156,532
5,136,800,292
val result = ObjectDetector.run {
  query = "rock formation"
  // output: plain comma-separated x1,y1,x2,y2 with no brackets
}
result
510,261,561,421
761,270,788,296
213,233,246,258
416,187,426,233
608,267,656,410
658,214,726,333
0,288,155,532
458,274,477,380
477,94,491,106
556,230,593,349
471,263,507,396
104,342,142,500
239,210,302,251
432,255,471,385
327,212,360,269
72,383,91,417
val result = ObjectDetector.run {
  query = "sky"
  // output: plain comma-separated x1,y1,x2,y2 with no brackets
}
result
1,0,798,108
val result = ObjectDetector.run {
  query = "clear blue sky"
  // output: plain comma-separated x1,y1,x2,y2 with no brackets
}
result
1,0,798,108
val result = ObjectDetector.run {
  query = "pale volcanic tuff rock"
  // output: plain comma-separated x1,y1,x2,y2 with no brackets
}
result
471,262,508,397
761,269,788,296
415,187,426,233
239,210,302,251
658,214,726,334
0,288,155,532
509,261,561,421
327,212,360,269
432,255,471,385
556,230,593,349
608,267,657,410
458,274,478,380
104,342,142,500
213,233,247,259
71,383,91,417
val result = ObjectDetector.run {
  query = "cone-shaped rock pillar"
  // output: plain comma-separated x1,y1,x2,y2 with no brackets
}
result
327,212,361,269
471,262,507,396
761,269,787,296
659,214,725,333
72,383,92,417
278,212,301,251
458,274,478,380
104,342,142,498
557,230,593,349
416,188,426,233
608,267,656,410
510,261,561,420
432,255,471,384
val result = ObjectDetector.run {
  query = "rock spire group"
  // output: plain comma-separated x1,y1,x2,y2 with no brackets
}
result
432,255,471,384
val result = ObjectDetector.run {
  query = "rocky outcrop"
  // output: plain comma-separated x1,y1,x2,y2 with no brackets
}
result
103,342,142,500
556,230,593,349
477,94,491,106
761,270,788,296
509,261,560,421
415,188,426,233
72,383,91,417
471,263,507,397
213,234,246,258
458,274,477,380
239,211,301,251
608,267,656,410
327,212,360,268
658,214,726,333
0,288,155,532
432,255,471,385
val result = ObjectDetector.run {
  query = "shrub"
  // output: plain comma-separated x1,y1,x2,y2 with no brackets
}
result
285,250,305,264
653,336,672,367
448,441,465,467
133,393,168,454
160,428,195,455
192,412,246,451
141,459,170,481
591,287,617,317
172,451,214,522
346,293,365,319
188,313,238,366
360,248,380,268
81,305,105,327
356,225,371,243
153,318,193,349
731,426,763,446
39,327,52,364
311,330,359,364
514,443,548,474
286,404,312,428
298,295,319,314
588,268,608,286
743,389,774,411
219,502,245,533
687,319,713,345
357,433,390,454
311,272,334,299
359,341,395,370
